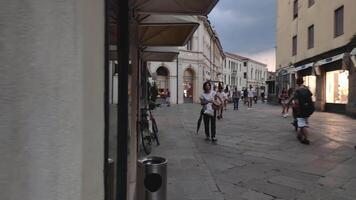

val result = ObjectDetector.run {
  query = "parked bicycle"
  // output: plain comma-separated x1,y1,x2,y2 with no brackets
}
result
139,107,159,155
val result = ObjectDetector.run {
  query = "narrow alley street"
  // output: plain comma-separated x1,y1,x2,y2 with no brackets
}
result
151,103,356,200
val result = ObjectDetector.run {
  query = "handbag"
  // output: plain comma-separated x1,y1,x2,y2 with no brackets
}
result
212,97,222,110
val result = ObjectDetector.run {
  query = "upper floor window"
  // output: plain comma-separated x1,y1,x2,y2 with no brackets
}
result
292,35,297,56
308,0,315,8
243,62,247,67
293,0,298,19
187,39,193,50
308,25,314,49
334,6,344,37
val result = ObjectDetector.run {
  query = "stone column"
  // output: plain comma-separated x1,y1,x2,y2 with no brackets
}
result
0,1,104,200
346,67,356,116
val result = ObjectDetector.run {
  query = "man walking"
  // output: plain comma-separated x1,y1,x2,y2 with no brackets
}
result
291,77,315,145
232,87,241,110
247,85,254,109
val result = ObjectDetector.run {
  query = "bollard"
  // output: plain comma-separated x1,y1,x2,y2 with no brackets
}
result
137,156,167,200
106,158,115,200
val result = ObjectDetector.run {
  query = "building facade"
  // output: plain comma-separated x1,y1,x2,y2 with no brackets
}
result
148,16,225,104
276,0,356,115
224,53,247,91
245,59,268,96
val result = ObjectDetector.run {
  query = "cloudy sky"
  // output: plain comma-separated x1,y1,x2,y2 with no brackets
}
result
208,0,276,71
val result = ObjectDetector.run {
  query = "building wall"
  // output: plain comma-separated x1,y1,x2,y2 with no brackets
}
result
148,17,224,104
276,0,356,69
0,1,104,200
246,61,268,94
225,56,246,91
276,0,356,115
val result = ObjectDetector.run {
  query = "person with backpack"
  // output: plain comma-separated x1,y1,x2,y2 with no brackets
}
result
291,77,315,145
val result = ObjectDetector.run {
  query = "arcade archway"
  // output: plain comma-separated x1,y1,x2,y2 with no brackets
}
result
183,68,195,103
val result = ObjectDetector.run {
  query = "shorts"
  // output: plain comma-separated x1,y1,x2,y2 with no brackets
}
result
297,118,309,128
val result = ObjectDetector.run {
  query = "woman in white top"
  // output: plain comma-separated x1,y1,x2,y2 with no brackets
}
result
216,84,225,119
200,81,219,142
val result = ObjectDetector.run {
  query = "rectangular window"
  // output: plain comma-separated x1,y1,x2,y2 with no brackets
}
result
293,0,298,19
243,62,247,67
308,0,314,7
334,6,344,37
187,39,193,50
292,35,297,56
243,72,247,79
308,25,314,49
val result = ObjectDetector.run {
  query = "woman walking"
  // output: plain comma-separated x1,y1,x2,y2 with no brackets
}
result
200,81,219,142
216,84,225,119
279,88,289,118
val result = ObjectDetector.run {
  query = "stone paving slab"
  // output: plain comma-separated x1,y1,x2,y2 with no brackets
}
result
150,103,356,200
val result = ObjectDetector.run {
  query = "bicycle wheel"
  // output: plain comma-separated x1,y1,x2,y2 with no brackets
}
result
151,118,160,146
140,122,152,155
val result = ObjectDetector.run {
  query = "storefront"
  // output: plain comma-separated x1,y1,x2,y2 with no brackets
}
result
294,44,356,116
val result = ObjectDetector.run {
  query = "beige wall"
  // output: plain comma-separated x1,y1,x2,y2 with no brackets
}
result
276,0,356,69
0,1,104,200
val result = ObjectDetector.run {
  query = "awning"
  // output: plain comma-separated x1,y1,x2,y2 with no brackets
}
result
139,15,199,46
295,53,345,71
131,0,219,15
142,47,179,62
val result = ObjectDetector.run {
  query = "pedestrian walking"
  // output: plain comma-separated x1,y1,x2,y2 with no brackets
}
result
261,91,265,103
216,83,225,119
223,85,229,110
200,81,219,142
243,88,248,105
290,77,315,145
232,87,241,110
165,89,171,107
247,85,254,109
279,88,289,117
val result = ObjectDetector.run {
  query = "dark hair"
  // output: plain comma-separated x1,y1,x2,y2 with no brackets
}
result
203,81,211,91
296,77,304,85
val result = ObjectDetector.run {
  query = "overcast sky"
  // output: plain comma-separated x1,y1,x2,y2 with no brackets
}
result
208,0,276,71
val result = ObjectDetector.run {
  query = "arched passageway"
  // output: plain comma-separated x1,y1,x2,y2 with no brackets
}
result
183,68,195,103
156,66,170,99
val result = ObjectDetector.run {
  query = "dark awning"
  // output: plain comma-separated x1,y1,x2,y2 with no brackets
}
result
130,0,219,15
139,15,199,46
142,47,179,61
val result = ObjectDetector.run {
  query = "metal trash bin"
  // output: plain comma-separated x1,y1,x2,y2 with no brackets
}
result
137,156,167,200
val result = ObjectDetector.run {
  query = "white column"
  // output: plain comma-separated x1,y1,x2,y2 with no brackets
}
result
0,1,104,200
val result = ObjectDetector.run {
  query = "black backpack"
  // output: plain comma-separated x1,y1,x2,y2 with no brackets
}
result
296,87,315,117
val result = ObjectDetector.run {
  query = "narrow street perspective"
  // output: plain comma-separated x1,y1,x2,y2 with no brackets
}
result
152,103,356,200
1,0,356,200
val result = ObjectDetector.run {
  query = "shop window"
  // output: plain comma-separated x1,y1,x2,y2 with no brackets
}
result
303,75,316,102
326,70,349,104
334,6,344,37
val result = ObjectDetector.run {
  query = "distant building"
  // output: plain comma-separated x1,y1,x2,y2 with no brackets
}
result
276,0,356,115
224,53,246,91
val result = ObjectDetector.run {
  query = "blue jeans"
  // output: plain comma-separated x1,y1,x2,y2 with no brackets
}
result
233,98,239,110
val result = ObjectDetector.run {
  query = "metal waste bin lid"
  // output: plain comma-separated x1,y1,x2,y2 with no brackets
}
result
140,156,167,166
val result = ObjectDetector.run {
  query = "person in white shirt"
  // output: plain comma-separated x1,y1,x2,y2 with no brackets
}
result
200,81,219,142
247,85,254,109
216,84,225,119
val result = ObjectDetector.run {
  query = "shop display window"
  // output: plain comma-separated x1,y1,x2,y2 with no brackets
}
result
326,70,349,104
303,75,316,102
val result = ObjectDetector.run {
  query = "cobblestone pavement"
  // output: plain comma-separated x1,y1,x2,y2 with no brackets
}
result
151,102,356,200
